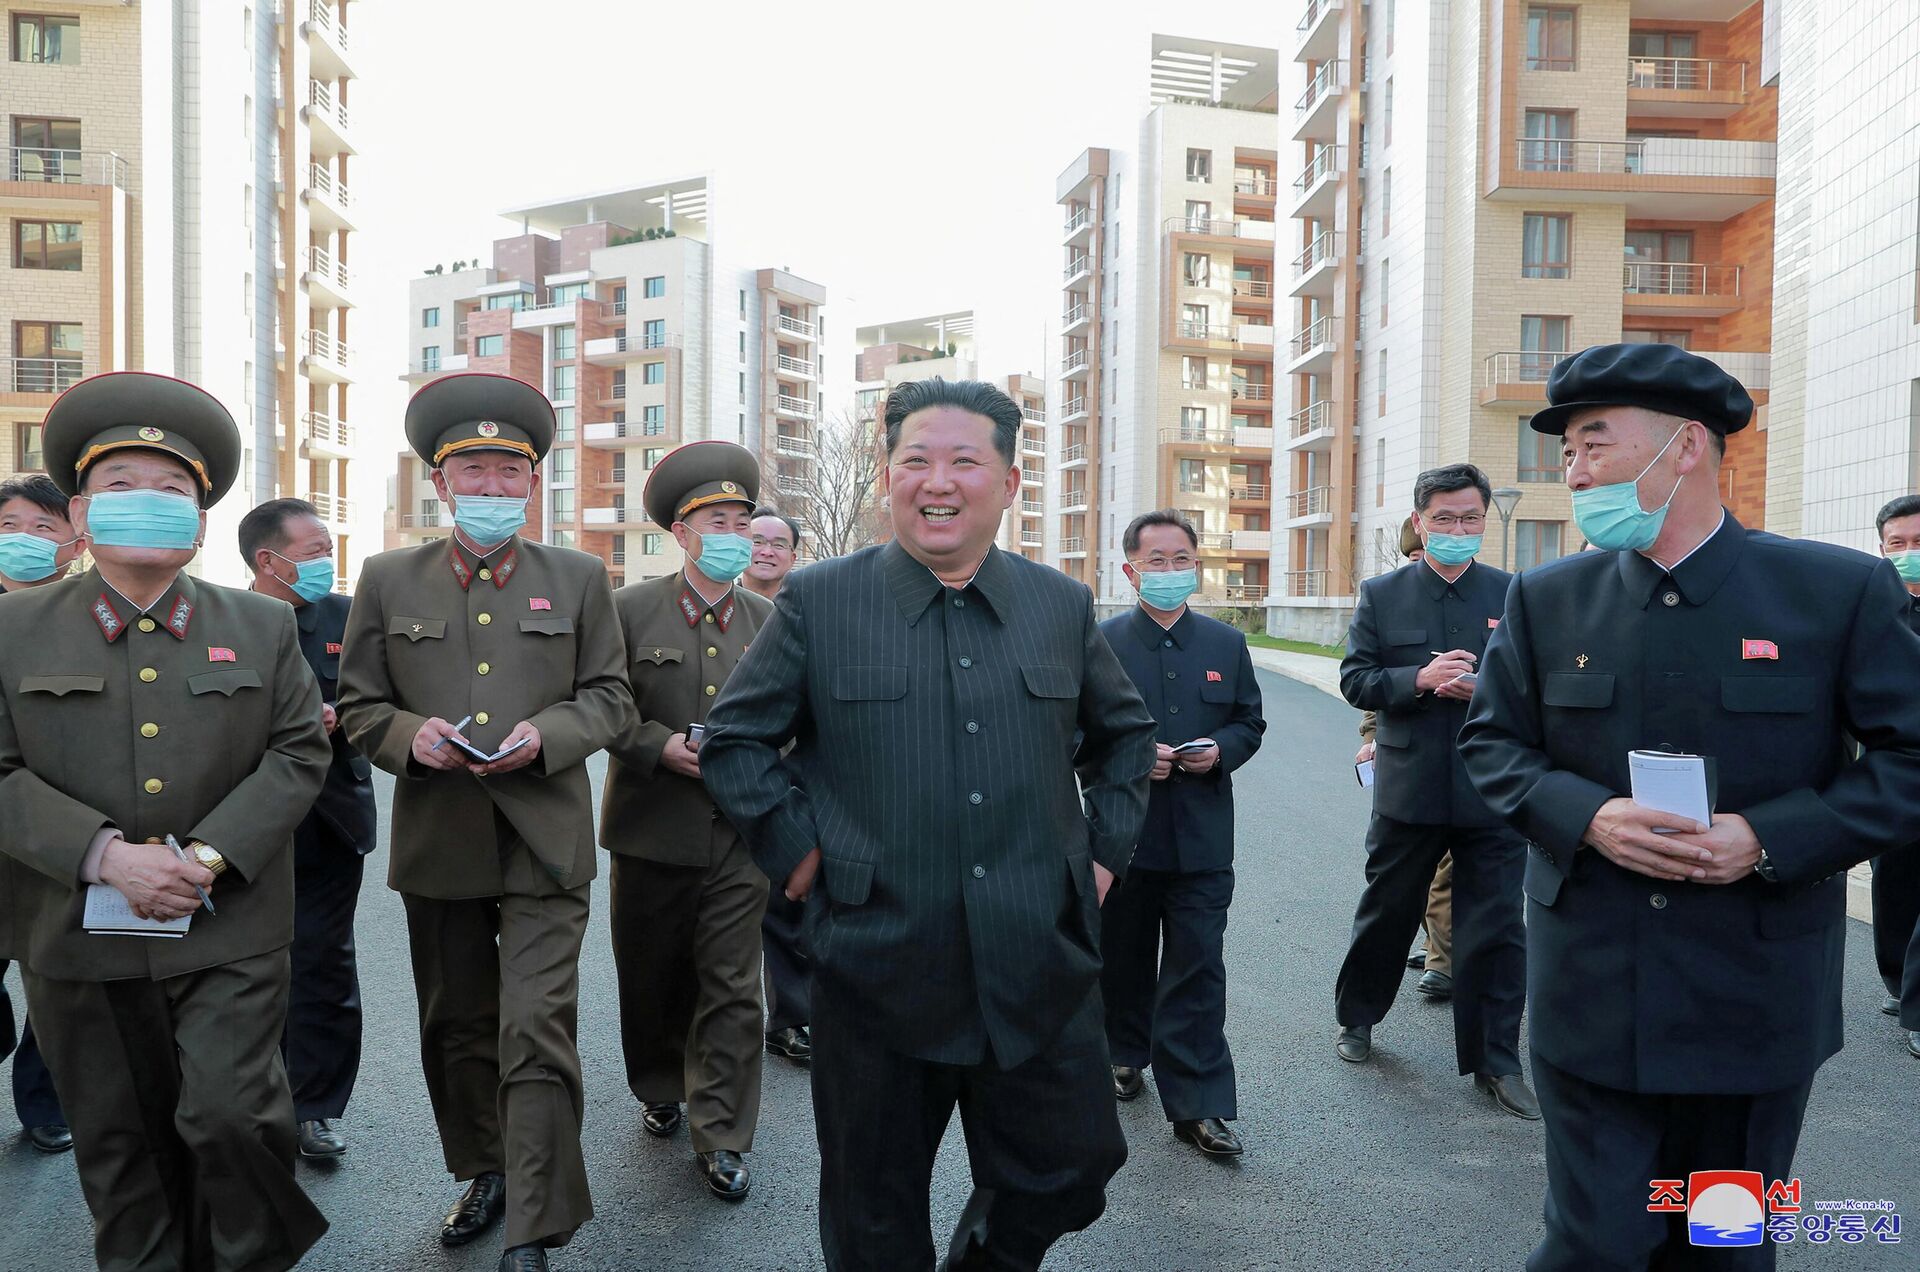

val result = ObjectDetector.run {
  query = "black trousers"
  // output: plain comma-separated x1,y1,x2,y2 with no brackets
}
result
762,879,812,1033
2,961,64,1128
811,984,1127,1272
1098,866,1236,1122
1529,1053,1813,1271
1870,848,1920,1026
281,820,366,1122
1334,815,1526,1076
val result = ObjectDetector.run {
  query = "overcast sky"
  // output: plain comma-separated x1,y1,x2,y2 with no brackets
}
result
344,0,1279,480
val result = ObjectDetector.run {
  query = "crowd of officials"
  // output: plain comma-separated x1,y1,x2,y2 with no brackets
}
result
0,343,1915,1272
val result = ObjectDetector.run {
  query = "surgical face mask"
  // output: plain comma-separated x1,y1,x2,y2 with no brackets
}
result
1570,425,1687,553
1423,533,1482,566
0,531,73,582
448,492,527,545
272,550,336,603
1137,567,1199,610
84,489,202,551
1888,550,1920,584
695,532,752,583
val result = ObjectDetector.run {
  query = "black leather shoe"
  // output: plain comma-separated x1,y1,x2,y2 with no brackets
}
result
1173,1117,1244,1157
766,1026,812,1062
1416,970,1454,1000
1406,948,1427,970
297,1119,346,1158
1112,1065,1144,1101
698,1149,751,1201
440,1171,506,1246
641,1102,682,1138
1475,1072,1542,1121
498,1245,549,1272
26,1123,72,1154
1883,995,1903,1017
1908,1030,1919,1059
1336,1024,1371,1063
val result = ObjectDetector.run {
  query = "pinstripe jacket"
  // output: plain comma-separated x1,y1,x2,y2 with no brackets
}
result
702,541,1156,1067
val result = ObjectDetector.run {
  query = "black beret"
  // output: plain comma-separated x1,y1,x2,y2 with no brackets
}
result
1528,343,1754,437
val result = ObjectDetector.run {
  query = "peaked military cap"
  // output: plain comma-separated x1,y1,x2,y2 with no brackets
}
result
643,440,760,530
41,371,243,504
1399,517,1422,557
405,372,555,467
1529,342,1755,438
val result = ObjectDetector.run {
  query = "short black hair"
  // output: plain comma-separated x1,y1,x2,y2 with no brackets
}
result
237,498,321,572
882,378,1020,464
1412,463,1492,512
1876,494,1920,540
1122,508,1199,555
0,473,72,522
750,505,800,549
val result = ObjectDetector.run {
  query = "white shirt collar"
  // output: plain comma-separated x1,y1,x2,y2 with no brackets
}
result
1644,508,1727,573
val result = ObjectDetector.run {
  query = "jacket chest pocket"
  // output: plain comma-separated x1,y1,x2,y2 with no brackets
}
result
187,668,264,697
1198,678,1234,706
389,616,446,643
1384,628,1427,665
520,616,575,638
633,645,685,673
1722,675,1814,715
16,674,108,772
831,665,907,702
1542,672,1614,709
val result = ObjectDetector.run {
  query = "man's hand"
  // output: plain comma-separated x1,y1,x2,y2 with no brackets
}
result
470,722,542,777
1415,649,1477,694
1094,861,1115,906
785,847,822,902
1583,797,1710,883
1151,743,1175,781
412,717,473,772
98,837,213,921
1664,813,1762,885
321,702,339,734
1354,740,1376,765
1176,740,1221,775
1434,669,1478,701
661,732,702,780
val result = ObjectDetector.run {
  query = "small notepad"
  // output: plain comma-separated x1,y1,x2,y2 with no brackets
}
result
84,884,191,938
1628,750,1713,834
1355,759,1376,789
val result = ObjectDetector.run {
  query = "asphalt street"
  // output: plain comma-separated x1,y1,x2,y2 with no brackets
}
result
2,669,1915,1270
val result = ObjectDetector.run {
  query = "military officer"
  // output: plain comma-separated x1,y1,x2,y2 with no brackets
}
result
1458,343,1920,1270
336,373,631,1272
599,442,773,1203
1870,493,1920,1058
0,372,332,1271
240,498,378,1158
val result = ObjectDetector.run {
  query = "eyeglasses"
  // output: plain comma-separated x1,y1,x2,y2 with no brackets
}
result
750,536,793,552
1129,554,1197,572
1423,514,1487,532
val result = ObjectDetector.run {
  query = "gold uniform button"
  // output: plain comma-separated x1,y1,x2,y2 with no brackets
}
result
139,667,158,683
475,712,490,725
705,684,717,697
479,568,493,581
137,617,157,633
704,613,715,624
478,613,492,625
477,662,491,675
144,778,163,794
706,646,718,658
140,723,159,738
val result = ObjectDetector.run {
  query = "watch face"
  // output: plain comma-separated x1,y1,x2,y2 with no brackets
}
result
195,846,218,866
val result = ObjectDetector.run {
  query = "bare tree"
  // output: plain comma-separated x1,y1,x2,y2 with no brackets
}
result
760,402,886,561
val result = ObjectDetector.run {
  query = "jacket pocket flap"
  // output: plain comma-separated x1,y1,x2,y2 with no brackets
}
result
1722,675,1814,714
519,616,575,636
19,674,105,696
831,665,908,701
1021,663,1077,699
187,668,263,696
1522,846,1563,907
822,855,873,905
1542,672,1615,709
633,645,685,666
1199,680,1234,703
1374,714,1412,747
388,617,446,642
1384,627,1427,646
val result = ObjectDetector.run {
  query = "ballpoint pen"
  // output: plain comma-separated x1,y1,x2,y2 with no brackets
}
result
165,834,215,915
432,714,473,751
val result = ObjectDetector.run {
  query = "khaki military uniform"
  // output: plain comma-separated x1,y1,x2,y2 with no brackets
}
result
335,534,630,1250
601,574,772,1152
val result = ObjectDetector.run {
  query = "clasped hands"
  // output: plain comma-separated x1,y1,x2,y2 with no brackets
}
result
1581,797,1762,885
411,717,543,777
98,837,214,921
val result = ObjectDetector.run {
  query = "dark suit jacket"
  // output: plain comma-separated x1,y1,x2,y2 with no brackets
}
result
295,592,376,854
1099,607,1264,873
1458,516,1920,1093
1341,559,1512,828
701,542,1157,1068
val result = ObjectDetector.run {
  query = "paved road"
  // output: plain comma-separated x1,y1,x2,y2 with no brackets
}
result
3,670,1915,1269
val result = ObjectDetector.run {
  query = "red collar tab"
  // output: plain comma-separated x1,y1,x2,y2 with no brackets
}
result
448,542,473,591
92,592,126,642
677,584,735,632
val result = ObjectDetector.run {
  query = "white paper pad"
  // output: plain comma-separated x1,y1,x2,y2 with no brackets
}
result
1355,759,1376,789
84,884,191,937
447,735,534,765
1628,750,1712,833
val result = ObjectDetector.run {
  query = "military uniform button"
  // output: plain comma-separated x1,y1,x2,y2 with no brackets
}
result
1166,671,1177,680
969,791,983,805
1163,639,1173,648
1169,704,1181,714
477,662,491,675
966,720,979,734
707,646,718,658
1650,893,1668,909
1662,592,1680,607
479,568,492,581
137,617,157,633
959,657,973,669
140,723,159,738
972,864,985,878
144,778,163,794
705,684,717,697
954,597,965,608
478,613,492,625
139,667,158,683
475,712,490,725
704,613,716,624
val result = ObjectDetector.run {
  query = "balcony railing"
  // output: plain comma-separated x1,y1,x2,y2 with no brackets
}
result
1021,405,1046,423
775,353,815,377
1293,147,1341,193
1483,350,1572,385
1061,349,1089,373
1022,498,1045,514
1164,216,1271,240
304,330,349,365
606,299,627,317
1229,483,1272,501
1060,536,1087,553
1288,485,1332,518
1290,317,1333,360
1622,261,1742,297
1283,569,1329,598
1060,487,1089,507
5,146,130,189
307,163,350,208
1233,173,1279,196
1064,255,1092,280
1061,443,1088,463
775,314,816,339
306,245,350,290
776,477,809,497
310,491,355,522
1232,383,1274,401
1295,59,1343,119
1062,303,1090,326
1224,584,1269,603
1297,0,1334,33
1516,137,1775,179
1020,531,1043,547
1627,56,1747,93
1064,208,1091,235
308,81,349,132
301,411,353,449
1234,278,1274,299
1062,396,1088,418
1293,231,1339,277
399,512,440,529
774,434,816,457
1177,321,1235,343
1161,427,1236,445
307,0,348,51
4,356,84,394
1291,401,1331,436
774,394,818,419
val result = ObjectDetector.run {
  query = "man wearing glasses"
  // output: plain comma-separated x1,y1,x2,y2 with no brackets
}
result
1334,463,1536,1121
1097,510,1265,1159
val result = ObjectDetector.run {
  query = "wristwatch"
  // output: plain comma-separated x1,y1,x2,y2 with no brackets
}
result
189,842,228,877
1753,848,1779,883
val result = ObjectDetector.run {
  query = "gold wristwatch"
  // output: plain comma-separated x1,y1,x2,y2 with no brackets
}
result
189,842,228,877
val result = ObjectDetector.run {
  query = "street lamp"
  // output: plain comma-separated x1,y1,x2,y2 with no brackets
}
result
1491,487,1523,571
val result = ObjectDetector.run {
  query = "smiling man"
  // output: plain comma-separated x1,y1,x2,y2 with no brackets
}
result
702,378,1157,1272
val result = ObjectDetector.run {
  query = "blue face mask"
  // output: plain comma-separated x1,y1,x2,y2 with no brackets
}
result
0,531,72,582
695,532,753,583
272,550,336,603
1423,533,1482,566
1137,567,1199,610
85,489,202,551
449,493,527,545
1571,425,1686,553
1888,550,1920,584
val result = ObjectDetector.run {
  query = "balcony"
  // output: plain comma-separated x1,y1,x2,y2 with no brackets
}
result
1223,583,1269,604
1064,207,1093,245
1231,529,1273,553
1020,466,1043,487
1295,0,1342,62
584,332,681,364
301,330,350,383
309,491,355,525
1282,569,1331,598
304,81,353,157
1060,488,1090,513
1479,351,1571,406
302,245,352,309
776,476,810,498
1233,277,1275,307
1498,138,1775,218
1060,537,1087,556
304,164,354,232
2,356,84,397
397,512,441,532
583,421,663,450
1063,254,1094,285
302,0,353,81
774,393,818,420
1622,262,1743,317
1290,147,1341,220
1229,483,1271,501
1021,405,1046,424
1061,396,1089,423
1020,530,1044,548
1022,498,1045,515
1164,217,1277,256
1195,532,1233,553
1286,316,1337,375
776,314,817,341
1233,172,1280,200
1062,302,1092,334
1160,425,1274,452
300,411,353,458
1060,444,1089,467
1287,400,1335,450
774,433,817,458
1061,348,1091,380
1021,432,1046,458
1290,231,1342,298
775,353,816,380
583,506,646,527
1284,485,1334,527
1293,60,1344,142
1627,56,1750,117
403,352,468,381
1231,382,1275,404
4,146,129,189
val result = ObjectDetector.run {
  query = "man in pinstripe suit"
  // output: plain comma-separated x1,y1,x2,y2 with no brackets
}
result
703,378,1157,1272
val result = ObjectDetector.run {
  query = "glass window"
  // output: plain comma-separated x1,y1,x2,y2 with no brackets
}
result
1522,213,1572,279
643,404,665,435
1384,78,1394,147
552,324,576,360
1183,252,1210,287
474,334,504,357
549,282,587,305
642,318,666,348
12,14,79,64
1182,356,1207,390
550,364,575,400
1520,315,1569,380
1526,7,1576,70
550,489,574,521
1521,110,1576,171
554,406,575,442
1629,30,1698,86
1518,417,1561,481
1180,406,1208,439
548,449,575,485
1186,149,1211,183
484,293,526,310
1515,520,1565,570
1178,458,1206,493
642,448,664,469
421,306,440,328
644,275,666,299
17,422,44,471
420,345,440,371
643,533,664,555
13,220,80,270
10,117,81,180
1622,329,1692,348
643,361,664,385
1381,169,1392,236
1380,258,1390,327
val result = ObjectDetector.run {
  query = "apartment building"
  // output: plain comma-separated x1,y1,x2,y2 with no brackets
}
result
393,177,826,585
2,0,363,585
1272,0,1778,641
1057,35,1282,610
851,311,1049,560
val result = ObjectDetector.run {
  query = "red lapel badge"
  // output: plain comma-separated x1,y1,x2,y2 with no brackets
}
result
529,598,552,611
1742,638,1779,661
325,642,343,655
1488,617,1501,629
208,647,236,662
1206,670,1223,683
